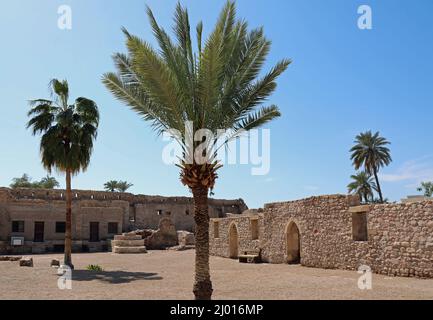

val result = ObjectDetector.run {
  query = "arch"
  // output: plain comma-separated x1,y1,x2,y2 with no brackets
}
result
228,223,239,259
285,221,301,264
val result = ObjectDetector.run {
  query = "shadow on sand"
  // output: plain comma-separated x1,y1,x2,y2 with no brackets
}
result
72,270,163,284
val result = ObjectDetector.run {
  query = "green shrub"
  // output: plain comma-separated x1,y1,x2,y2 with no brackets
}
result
86,264,103,272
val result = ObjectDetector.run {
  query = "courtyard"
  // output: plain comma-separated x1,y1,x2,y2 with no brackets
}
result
0,250,432,300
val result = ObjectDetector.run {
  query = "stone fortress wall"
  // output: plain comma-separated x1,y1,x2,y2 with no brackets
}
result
210,195,433,279
0,187,247,254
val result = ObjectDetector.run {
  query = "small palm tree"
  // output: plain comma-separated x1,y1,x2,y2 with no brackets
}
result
347,171,377,203
27,79,99,269
104,180,119,192
117,181,133,192
10,174,34,188
39,175,60,189
350,131,391,203
103,1,289,299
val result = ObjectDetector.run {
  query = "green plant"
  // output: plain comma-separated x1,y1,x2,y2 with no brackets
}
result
10,174,60,189
417,181,433,197
27,79,99,269
347,171,377,203
86,264,103,272
103,1,288,300
350,131,392,203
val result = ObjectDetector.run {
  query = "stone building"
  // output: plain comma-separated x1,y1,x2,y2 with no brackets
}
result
0,187,247,254
210,194,433,279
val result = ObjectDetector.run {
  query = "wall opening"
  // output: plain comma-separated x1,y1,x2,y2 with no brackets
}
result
12,221,25,233
286,221,300,264
251,219,259,240
89,222,100,242
229,223,239,259
352,212,368,241
55,222,66,234
108,222,119,235
34,222,45,243
213,221,220,238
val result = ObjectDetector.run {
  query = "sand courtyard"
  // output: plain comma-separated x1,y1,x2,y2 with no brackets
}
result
0,250,432,300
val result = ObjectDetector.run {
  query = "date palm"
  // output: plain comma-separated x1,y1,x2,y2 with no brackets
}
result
117,181,133,192
27,79,99,269
347,171,377,203
350,131,391,203
104,180,119,192
103,1,289,300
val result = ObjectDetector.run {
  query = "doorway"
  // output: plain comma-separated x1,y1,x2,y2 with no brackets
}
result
34,222,44,242
229,223,239,259
89,222,99,242
286,222,300,264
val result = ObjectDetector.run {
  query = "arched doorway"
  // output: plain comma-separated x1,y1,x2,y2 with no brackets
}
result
286,222,300,264
229,223,239,259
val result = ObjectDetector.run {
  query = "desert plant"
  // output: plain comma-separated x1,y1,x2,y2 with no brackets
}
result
417,181,433,197
27,79,99,269
103,1,288,299
86,264,103,272
350,131,392,203
347,171,377,203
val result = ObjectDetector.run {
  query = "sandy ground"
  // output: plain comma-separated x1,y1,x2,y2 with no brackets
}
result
0,250,432,300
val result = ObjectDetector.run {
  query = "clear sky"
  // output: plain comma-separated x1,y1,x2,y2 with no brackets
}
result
0,0,432,208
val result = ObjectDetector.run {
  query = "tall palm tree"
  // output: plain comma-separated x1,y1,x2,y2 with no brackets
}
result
27,79,99,269
103,1,289,300
347,171,377,203
104,180,119,192
350,131,391,203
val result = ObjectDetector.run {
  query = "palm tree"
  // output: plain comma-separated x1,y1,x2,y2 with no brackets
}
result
39,175,60,189
10,174,34,188
350,131,391,203
27,79,99,269
103,1,289,300
104,180,119,192
117,181,133,192
347,171,377,203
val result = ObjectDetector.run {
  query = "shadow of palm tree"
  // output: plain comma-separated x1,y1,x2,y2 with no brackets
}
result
72,270,163,284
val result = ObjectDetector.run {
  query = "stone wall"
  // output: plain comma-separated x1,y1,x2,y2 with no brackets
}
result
209,214,263,258
366,201,433,278
210,194,433,279
0,187,247,254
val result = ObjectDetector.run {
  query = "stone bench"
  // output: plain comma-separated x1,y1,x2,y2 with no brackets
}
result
238,250,261,264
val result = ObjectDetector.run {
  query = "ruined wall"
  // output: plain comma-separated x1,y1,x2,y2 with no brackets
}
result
210,194,433,279
261,195,365,268
0,187,247,253
209,214,263,258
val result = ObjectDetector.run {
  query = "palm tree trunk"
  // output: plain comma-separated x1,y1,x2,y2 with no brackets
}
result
64,169,74,269
192,186,213,300
373,167,384,203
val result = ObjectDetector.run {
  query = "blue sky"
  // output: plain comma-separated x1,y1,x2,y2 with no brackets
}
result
0,0,432,208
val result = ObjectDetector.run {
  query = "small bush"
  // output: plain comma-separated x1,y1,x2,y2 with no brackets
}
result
86,264,103,272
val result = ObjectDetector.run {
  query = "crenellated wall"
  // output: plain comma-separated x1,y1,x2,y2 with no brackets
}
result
210,194,433,279
0,187,247,254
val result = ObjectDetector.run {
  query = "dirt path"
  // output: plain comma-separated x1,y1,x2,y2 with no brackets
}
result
0,250,432,300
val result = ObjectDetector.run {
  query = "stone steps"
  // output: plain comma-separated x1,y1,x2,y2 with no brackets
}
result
111,239,145,247
114,235,143,241
113,246,147,254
